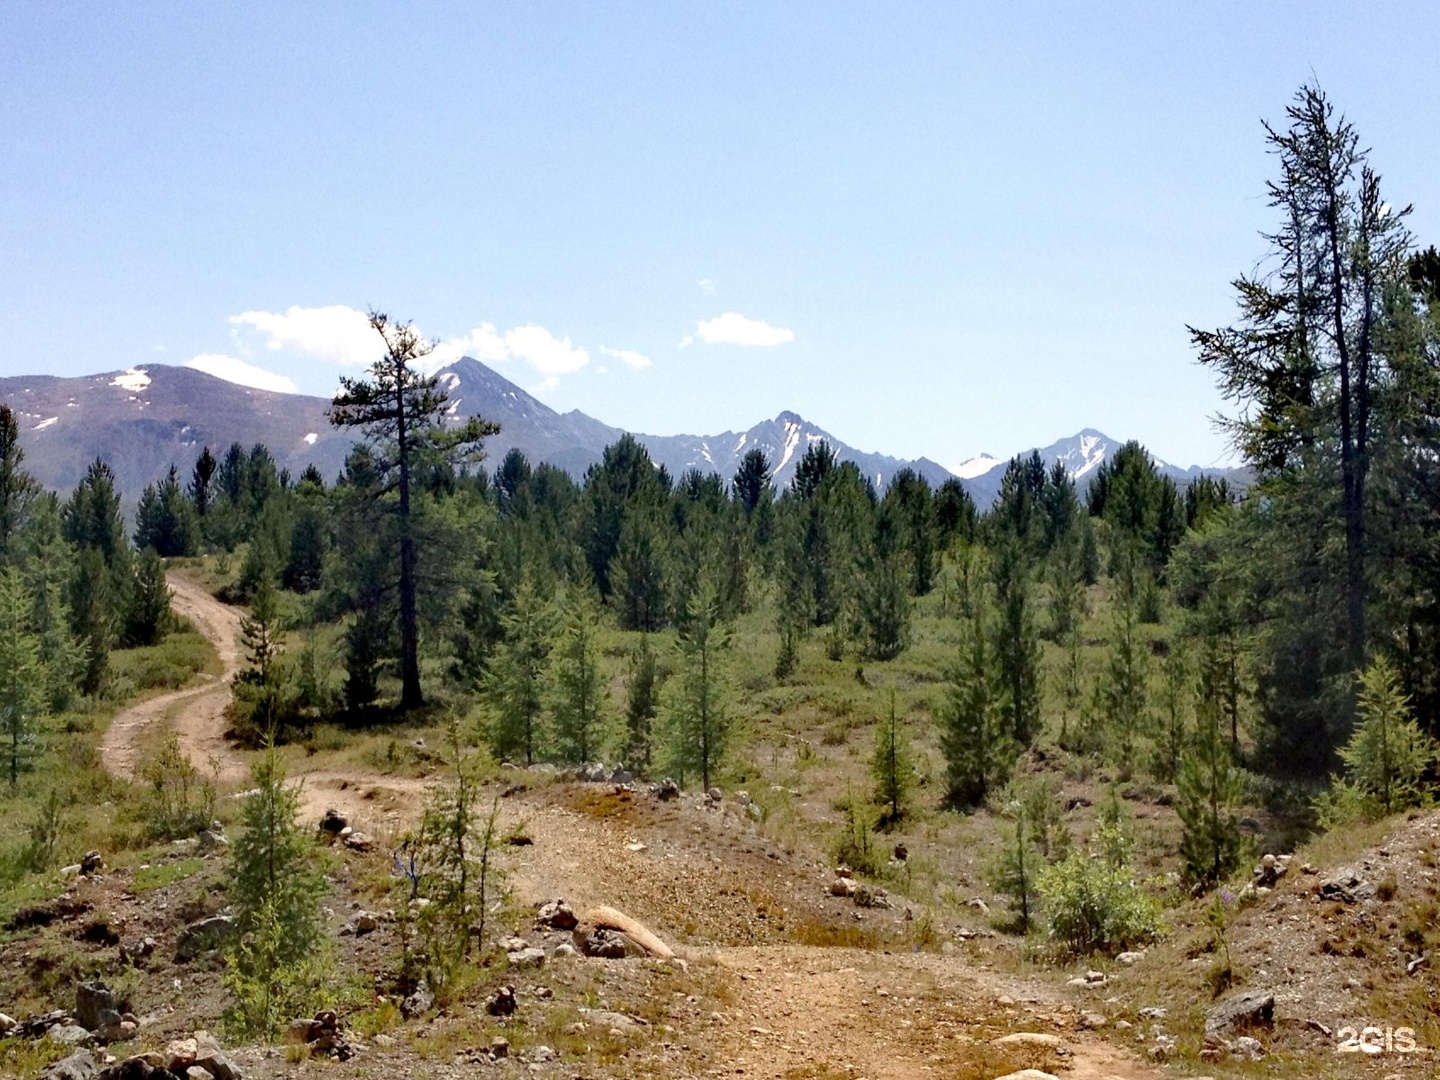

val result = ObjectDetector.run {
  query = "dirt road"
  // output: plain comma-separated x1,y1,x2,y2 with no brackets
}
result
99,571,249,787
100,571,429,827
98,572,1165,1079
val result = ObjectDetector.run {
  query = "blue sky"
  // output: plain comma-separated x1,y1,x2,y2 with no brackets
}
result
2,3,1437,471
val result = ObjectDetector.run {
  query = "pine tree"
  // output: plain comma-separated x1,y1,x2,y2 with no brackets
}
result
486,579,553,764
663,579,732,790
225,743,325,1037
1176,689,1244,886
329,311,499,709
189,446,218,522
125,548,173,647
986,789,1038,934
992,539,1042,746
232,576,288,744
0,406,38,559
409,729,502,991
0,568,44,787
1101,564,1149,767
870,691,914,826
69,547,114,696
1318,657,1437,822
860,504,909,661
1154,645,1192,782
939,586,1012,808
624,635,660,775
549,590,610,763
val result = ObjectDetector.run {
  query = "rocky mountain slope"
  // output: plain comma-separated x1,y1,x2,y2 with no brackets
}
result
0,360,1235,506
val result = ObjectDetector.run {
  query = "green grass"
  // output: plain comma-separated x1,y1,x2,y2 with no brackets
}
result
109,622,220,694
131,856,206,891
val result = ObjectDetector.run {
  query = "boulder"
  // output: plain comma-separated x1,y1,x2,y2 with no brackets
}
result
489,1035,509,1058
317,809,347,837
991,1072,1060,1080
655,778,680,801
486,986,517,1017
853,884,891,909
400,981,433,1019
1320,869,1375,903
40,1051,100,1080
76,982,121,1033
80,851,104,875
342,831,375,853
174,916,236,962
48,1026,94,1048
551,943,579,959
507,947,546,969
829,877,857,898
536,899,578,931
1206,990,1275,1035
574,927,645,959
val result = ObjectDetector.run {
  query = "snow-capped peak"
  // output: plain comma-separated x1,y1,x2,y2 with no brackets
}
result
950,453,1001,479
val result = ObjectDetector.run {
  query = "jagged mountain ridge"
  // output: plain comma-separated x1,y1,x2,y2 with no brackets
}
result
0,358,1234,507
956,428,1240,507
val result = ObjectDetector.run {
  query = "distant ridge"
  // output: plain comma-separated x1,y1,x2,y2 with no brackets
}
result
0,359,1239,508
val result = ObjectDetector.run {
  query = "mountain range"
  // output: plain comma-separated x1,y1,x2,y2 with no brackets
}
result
0,359,1238,509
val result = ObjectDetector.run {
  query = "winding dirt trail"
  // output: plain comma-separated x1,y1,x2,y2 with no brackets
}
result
100,572,249,787
100,571,431,828
100,573,1166,1078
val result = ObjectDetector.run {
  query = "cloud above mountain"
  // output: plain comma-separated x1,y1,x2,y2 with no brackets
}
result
185,353,297,393
688,312,794,347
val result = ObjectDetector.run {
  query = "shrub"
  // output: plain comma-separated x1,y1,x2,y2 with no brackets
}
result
1035,821,1160,956
138,734,216,841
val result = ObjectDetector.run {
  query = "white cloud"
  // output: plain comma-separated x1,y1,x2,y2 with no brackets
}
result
679,335,694,348
694,312,794,347
426,322,510,370
229,304,380,367
697,278,717,295
503,325,589,376
599,345,652,369
226,303,594,386
187,353,298,393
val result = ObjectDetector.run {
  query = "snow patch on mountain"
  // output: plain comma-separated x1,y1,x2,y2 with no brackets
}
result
111,368,151,392
951,453,1001,479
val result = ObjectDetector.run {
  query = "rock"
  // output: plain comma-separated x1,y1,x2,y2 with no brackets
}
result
892,842,908,862
1232,1035,1265,1060
1078,1012,1107,1029
343,831,375,853
400,980,433,1019
1116,951,1144,965
610,768,634,785
1138,1007,1168,1020
175,916,236,962
1112,1019,1131,1031
829,877,858,898
656,777,680,801
317,808,348,837
500,935,530,952
551,943,579,959
576,762,610,783
575,926,644,958
536,899,578,930
80,850,103,875
346,912,379,936
1205,990,1275,1035
76,982,121,1033
186,1068,215,1080
1065,797,1091,811
40,1050,99,1080
991,1071,1060,1080
48,1025,95,1048
745,802,762,821
121,937,158,966
1320,869,1375,903
0,1011,15,1032
993,1032,1065,1049
853,883,891,909
1238,815,1262,833
97,1020,137,1043
284,1018,316,1045
486,986,517,1017
706,786,722,803
489,1035,509,1058
525,1045,556,1063
578,905,675,958
507,947,546,969
284,1011,351,1061
967,897,991,917
197,827,227,854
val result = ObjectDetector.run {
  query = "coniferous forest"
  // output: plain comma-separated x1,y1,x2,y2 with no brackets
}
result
1,83,1439,1078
